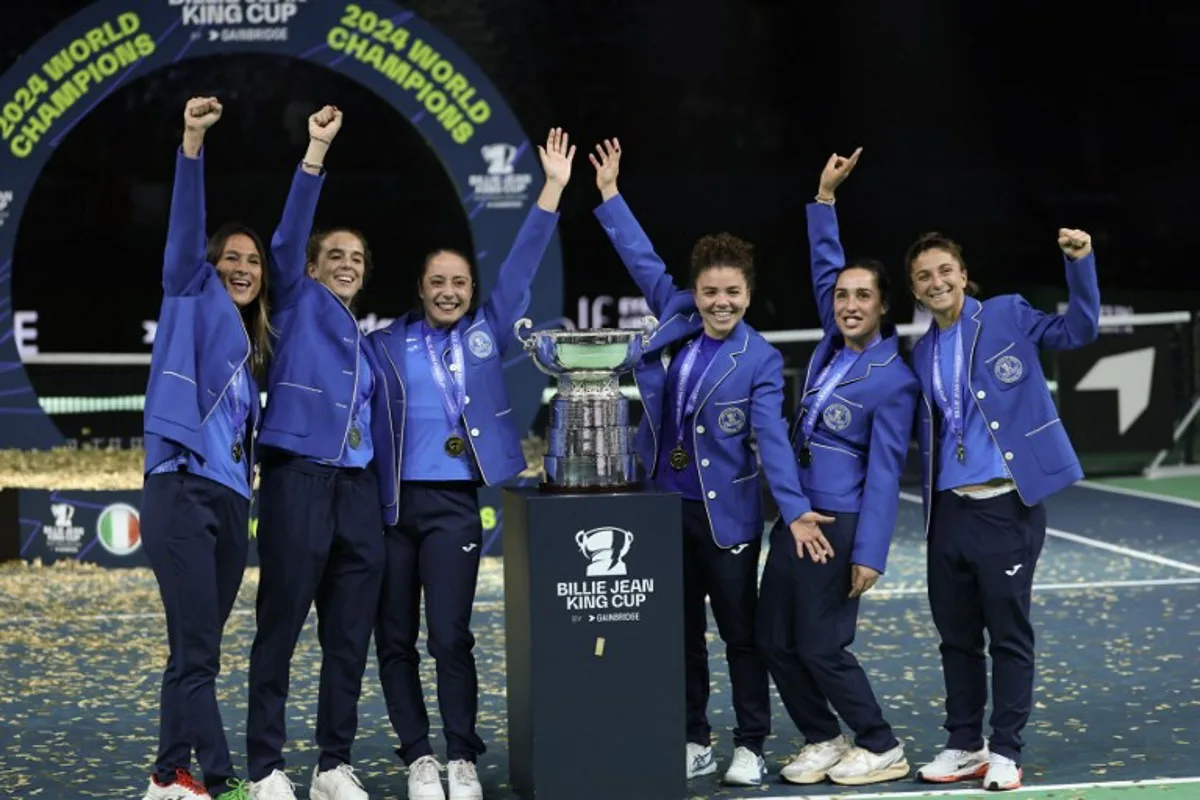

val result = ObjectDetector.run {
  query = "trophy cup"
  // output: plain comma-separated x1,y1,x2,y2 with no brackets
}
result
514,317,656,492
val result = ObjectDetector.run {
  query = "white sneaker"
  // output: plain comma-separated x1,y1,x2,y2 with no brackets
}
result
827,744,910,785
408,755,446,800
249,770,297,800
685,743,716,779
983,753,1022,791
447,760,483,800
722,746,766,786
780,734,852,784
310,764,367,800
143,769,211,799
916,746,990,783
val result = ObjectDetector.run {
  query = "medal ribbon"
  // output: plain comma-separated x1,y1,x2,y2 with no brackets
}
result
424,323,467,431
230,366,250,447
673,336,716,447
931,325,965,451
799,347,862,446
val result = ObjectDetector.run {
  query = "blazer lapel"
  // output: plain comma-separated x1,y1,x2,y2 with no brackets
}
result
694,323,749,414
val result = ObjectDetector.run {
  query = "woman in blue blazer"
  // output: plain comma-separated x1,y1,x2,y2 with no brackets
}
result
368,128,575,800
245,106,394,800
590,139,832,788
756,149,917,788
140,97,273,800
906,223,1099,792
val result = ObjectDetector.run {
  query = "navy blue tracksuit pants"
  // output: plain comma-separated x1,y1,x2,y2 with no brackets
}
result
376,481,486,764
246,455,385,781
682,499,770,754
927,490,1046,765
757,511,898,754
141,471,249,797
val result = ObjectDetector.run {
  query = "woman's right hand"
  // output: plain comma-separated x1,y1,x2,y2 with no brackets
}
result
589,138,621,201
816,146,862,203
182,96,221,157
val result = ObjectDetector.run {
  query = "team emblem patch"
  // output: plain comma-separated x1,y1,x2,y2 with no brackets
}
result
823,403,852,431
993,355,1024,384
718,407,746,434
467,330,494,359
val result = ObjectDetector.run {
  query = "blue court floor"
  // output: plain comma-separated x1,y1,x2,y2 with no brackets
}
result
1,483,1198,798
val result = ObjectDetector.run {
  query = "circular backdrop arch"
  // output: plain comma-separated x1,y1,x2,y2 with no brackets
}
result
0,0,561,450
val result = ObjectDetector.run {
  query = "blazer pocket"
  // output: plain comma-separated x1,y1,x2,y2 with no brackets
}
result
713,397,750,438
984,342,1030,391
1024,418,1074,474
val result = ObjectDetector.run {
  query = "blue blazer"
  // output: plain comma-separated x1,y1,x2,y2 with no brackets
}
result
792,202,920,574
254,166,397,519
368,204,560,523
144,148,263,477
595,194,812,548
911,253,1101,532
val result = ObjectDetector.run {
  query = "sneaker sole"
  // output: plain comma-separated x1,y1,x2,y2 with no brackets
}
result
829,760,911,786
687,763,717,779
721,772,764,787
780,768,830,785
985,769,1023,791
918,763,989,783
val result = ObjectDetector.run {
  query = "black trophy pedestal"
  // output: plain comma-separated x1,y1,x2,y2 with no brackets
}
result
502,488,685,800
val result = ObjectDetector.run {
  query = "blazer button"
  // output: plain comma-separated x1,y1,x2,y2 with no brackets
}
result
1004,451,1014,461
707,490,716,499
464,395,471,404
470,428,481,436
990,421,999,430
976,390,987,399
696,425,706,434
700,458,710,467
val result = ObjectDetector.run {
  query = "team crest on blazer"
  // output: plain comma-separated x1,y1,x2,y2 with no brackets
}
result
718,406,746,434
467,329,494,359
823,402,852,431
993,354,1024,384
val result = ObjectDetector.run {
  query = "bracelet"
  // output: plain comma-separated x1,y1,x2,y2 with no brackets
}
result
301,159,324,171
310,135,331,145
815,194,835,205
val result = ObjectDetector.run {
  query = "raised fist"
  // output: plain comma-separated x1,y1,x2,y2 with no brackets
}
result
184,97,222,132
1057,228,1092,259
309,105,343,142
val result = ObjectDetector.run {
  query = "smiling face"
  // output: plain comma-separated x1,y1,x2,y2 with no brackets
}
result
910,247,968,320
307,230,366,305
420,250,474,327
214,232,263,308
693,266,749,338
833,266,886,348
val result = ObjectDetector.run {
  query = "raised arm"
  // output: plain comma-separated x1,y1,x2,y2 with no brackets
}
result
807,147,862,334
484,127,574,350
590,139,688,318
163,97,221,296
268,105,338,311
1014,229,1101,350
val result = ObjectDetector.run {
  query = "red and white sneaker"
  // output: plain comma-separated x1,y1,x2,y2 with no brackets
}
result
983,753,1022,791
143,768,211,799
916,747,990,783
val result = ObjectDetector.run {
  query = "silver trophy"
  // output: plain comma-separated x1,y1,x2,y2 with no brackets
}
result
514,317,656,492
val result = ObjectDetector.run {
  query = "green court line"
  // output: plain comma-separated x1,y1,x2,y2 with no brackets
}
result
1096,475,1200,503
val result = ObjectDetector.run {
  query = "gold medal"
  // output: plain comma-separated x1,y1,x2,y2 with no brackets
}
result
798,447,811,467
445,435,466,456
232,441,243,463
669,445,689,470
348,425,362,449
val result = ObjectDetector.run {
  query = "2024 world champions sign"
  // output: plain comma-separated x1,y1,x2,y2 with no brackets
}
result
0,0,563,450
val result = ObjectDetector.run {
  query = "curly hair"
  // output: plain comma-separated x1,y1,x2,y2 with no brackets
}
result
689,232,756,290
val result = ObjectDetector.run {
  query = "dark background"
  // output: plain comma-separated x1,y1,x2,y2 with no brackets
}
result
3,0,1199,356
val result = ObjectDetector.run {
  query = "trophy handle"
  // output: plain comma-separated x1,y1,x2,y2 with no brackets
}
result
639,315,659,347
513,317,536,351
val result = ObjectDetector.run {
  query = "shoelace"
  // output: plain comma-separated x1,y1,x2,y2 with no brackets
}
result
450,761,477,783
216,779,251,800
172,769,208,796
333,765,364,788
412,758,443,783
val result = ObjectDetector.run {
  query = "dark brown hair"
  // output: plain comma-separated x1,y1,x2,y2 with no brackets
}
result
904,231,980,297
689,232,756,291
306,227,374,283
206,223,272,381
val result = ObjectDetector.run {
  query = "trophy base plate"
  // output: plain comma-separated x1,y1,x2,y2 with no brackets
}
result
538,480,643,495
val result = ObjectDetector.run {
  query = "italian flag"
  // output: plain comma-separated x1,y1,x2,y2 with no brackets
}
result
99,505,141,554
